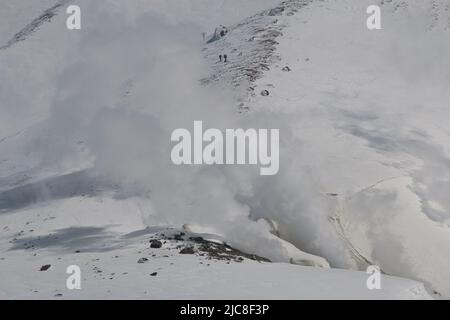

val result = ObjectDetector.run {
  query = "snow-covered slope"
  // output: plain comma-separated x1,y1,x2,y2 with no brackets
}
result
204,0,450,297
0,0,448,299
0,194,431,300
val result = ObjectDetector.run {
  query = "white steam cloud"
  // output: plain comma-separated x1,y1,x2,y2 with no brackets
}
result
1,0,339,265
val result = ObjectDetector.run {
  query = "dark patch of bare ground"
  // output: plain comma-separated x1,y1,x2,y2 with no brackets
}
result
153,231,271,263
195,239,271,263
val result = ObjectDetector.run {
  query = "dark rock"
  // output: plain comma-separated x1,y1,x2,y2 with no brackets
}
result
150,240,162,249
39,264,51,271
180,247,196,255
326,193,339,197
261,90,270,96
197,241,271,263
282,66,291,72
137,257,149,264
268,7,285,16
150,272,158,276
190,237,205,243
174,233,184,241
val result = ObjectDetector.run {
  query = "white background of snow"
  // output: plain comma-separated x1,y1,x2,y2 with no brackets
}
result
0,0,449,299
0,195,430,300
240,0,450,296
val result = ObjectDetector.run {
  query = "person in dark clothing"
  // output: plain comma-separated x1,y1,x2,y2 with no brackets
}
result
219,55,222,62
224,54,228,63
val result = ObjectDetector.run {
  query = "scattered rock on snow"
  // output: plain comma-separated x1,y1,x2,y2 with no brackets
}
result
137,257,149,264
189,237,206,243
282,66,291,72
198,241,270,263
268,7,285,16
179,247,196,255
